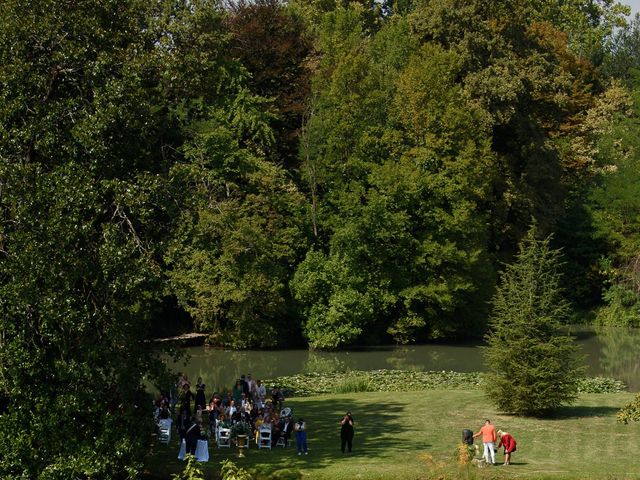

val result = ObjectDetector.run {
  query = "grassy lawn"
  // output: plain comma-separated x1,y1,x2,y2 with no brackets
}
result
145,390,640,479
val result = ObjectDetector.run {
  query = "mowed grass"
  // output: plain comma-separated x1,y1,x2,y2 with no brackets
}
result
145,390,640,479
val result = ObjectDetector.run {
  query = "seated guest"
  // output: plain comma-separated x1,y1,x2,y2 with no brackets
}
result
278,415,293,445
158,404,170,420
254,413,265,442
218,413,230,429
240,408,251,424
208,403,218,436
240,393,251,411
231,408,242,425
226,400,237,418
250,405,259,424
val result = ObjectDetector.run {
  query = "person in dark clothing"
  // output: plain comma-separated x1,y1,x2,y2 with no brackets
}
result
185,417,201,455
177,405,190,442
340,412,354,453
278,416,293,446
240,374,250,396
180,383,193,418
194,377,206,411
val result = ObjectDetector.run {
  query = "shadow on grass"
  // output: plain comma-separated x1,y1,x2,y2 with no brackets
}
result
144,396,417,479
546,405,620,420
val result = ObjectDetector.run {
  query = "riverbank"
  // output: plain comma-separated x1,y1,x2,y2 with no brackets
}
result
144,389,640,479
162,326,640,392
154,332,208,347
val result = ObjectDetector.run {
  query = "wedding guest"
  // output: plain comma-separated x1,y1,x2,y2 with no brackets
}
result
340,412,354,453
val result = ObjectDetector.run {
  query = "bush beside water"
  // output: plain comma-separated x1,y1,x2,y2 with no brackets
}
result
264,370,625,397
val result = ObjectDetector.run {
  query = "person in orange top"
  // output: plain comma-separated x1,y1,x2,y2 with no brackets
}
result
473,419,497,465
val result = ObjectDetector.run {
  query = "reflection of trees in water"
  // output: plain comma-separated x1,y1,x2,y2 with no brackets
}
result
166,349,308,393
597,327,640,390
385,348,425,371
303,351,347,373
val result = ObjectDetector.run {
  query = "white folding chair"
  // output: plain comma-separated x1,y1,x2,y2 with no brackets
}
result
158,418,172,444
258,425,272,449
217,427,231,448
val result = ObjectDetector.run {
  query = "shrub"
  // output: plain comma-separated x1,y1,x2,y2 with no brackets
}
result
332,374,374,393
617,393,640,424
172,454,205,480
220,459,253,480
456,442,474,465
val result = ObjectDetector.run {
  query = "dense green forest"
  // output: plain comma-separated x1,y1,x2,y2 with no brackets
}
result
1,0,640,476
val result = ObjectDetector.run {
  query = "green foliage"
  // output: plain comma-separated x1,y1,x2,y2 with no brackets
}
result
220,459,254,480
173,454,206,480
331,374,374,394
456,443,475,466
589,84,640,326
484,226,585,416
230,421,252,439
576,376,626,393
603,13,640,83
617,393,640,424
293,14,496,348
1,0,637,475
165,115,308,347
0,0,256,476
265,369,623,398
267,370,484,396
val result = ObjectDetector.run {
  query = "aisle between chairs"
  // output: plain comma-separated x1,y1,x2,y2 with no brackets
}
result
177,438,209,462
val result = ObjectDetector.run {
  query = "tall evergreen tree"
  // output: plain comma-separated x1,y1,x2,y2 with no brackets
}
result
484,226,583,416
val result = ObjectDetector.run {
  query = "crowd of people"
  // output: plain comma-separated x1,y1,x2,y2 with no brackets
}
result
154,373,307,455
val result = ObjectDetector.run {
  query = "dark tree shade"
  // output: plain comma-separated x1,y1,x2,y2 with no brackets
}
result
226,0,313,168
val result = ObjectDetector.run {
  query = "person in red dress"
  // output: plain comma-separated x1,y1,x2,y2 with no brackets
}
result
497,429,517,465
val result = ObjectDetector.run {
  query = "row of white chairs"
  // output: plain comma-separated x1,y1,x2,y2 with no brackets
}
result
159,419,289,451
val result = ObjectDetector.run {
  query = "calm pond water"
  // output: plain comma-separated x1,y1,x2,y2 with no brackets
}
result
164,326,640,392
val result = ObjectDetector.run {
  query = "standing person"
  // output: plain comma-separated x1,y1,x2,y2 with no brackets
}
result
195,377,206,411
180,383,193,417
473,419,497,465
177,405,190,443
185,417,201,456
240,374,250,397
255,380,266,408
497,430,517,465
170,373,180,412
246,374,256,402
340,412,354,454
232,379,244,405
295,417,308,455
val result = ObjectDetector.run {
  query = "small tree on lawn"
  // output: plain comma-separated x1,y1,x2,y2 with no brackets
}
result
618,394,640,424
484,225,584,416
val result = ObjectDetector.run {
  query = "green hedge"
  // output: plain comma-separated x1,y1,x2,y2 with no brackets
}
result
264,370,625,397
